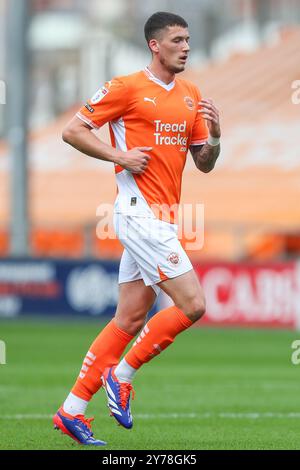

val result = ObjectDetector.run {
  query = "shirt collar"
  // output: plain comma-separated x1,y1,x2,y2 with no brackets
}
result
143,66,176,92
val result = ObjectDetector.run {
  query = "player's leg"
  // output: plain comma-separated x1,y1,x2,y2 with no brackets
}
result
114,280,157,336
99,280,157,428
60,246,153,406
54,280,156,443
118,268,204,374
115,217,205,375
101,215,205,428
102,269,204,428
53,248,157,443
61,279,155,408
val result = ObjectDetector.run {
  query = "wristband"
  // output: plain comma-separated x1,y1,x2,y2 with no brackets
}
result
207,134,220,146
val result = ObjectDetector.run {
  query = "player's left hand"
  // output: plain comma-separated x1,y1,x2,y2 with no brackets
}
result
198,99,221,138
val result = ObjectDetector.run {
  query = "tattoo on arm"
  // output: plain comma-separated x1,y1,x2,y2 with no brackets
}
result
190,143,220,173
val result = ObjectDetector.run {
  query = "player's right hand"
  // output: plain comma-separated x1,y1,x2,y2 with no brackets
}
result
117,147,152,174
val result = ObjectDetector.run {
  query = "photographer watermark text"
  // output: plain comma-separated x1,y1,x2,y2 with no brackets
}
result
0,340,6,364
291,340,300,365
0,80,6,105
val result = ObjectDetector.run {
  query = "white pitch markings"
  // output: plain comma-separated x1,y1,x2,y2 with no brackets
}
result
2,412,300,420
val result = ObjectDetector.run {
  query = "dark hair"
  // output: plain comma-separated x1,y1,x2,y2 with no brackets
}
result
144,11,188,44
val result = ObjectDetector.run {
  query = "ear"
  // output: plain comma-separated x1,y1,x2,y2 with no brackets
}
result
149,39,159,54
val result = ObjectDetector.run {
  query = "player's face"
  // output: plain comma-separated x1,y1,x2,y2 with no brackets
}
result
155,26,190,74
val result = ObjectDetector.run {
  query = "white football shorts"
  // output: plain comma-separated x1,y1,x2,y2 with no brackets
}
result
114,213,193,295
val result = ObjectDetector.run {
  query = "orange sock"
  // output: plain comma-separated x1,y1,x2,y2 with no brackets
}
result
124,306,192,370
71,319,134,401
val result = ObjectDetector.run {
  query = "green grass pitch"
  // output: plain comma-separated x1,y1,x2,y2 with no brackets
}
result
0,319,299,450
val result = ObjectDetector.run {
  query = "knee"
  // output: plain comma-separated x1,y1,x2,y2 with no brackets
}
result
187,298,206,322
179,295,206,323
115,314,146,337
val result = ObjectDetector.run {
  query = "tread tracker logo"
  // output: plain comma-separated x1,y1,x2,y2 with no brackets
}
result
154,120,188,151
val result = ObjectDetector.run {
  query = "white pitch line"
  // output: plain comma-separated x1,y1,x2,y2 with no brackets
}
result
1,412,300,420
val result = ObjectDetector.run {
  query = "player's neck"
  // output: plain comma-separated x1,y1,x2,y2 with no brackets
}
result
147,63,175,85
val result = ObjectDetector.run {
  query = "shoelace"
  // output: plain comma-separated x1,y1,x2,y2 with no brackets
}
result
75,415,95,436
118,383,135,410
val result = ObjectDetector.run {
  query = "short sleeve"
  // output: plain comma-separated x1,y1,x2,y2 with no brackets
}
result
76,77,128,129
190,87,209,146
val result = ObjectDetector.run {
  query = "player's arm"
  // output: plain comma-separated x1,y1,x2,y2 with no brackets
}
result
190,142,220,173
62,116,151,175
190,98,221,173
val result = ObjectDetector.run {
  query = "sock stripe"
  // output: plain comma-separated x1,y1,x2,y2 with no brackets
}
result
71,319,134,401
125,306,192,370
133,324,150,347
86,351,96,361
83,358,94,366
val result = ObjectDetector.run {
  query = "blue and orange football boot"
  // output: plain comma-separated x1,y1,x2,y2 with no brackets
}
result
53,407,107,446
101,366,135,429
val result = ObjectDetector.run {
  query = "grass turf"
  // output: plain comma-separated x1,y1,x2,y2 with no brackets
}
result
0,319,299,450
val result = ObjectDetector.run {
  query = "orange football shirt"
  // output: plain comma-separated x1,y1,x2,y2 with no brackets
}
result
77,67,208,223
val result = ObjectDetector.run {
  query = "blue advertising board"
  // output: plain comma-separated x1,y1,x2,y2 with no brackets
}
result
0,258,126,318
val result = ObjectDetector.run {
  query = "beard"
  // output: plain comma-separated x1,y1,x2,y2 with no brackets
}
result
159,56,185,74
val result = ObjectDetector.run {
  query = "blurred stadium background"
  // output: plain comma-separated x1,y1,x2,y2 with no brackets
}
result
0,0,300,450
